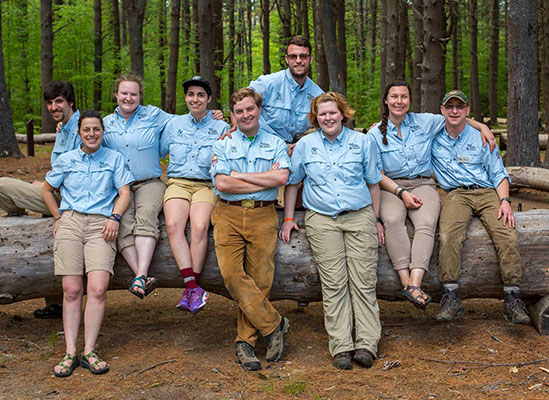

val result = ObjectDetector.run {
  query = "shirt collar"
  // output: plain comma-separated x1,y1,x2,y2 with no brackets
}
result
114,104,143,120
189,110,212,126
387,113,409,132
284,69,303,92
60,109,80,134
77,144,104,160
319,126,346,145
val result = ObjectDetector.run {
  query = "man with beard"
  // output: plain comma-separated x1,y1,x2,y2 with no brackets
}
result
0,81,80,319
249,35,324,144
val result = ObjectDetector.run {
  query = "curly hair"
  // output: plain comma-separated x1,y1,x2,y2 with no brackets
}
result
113,73,144,99
308,92,355,129
379,80,411,145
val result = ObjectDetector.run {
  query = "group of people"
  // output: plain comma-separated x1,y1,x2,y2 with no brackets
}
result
0,35,531,377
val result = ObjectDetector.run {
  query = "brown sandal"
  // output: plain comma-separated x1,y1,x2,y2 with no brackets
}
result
397,285,431,310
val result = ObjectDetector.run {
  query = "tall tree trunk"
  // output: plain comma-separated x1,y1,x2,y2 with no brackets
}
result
165,0,181,114
94,0,102,111
40,0,55,133
16,0,33,116
214,0,224,98
158,0,167,109
198,0,219,109
302,0,310,39
228,0,235,96
193,0,200,72
121,0,128,47
449,0,458,89
412,0,423,112
369,0,377,76
320,0,345,94
379,0,387,115
469,0,481,121
279,0,292,44
313,0,329,91
245,0,252,82
181,0,191,74
542,0,549,140
488,0,500,126
335,0,347,87
296,0,303,35
386,0,403,82
401,0,412,83
0,0,23,158
357,0,365,81
112,0,122,77
506,0,541,167
260,0,270,75
421,0,446,113
126,0,146,78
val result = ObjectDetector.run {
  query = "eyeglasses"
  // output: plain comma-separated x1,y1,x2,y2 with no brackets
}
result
286,53,310,61
443,104,467,111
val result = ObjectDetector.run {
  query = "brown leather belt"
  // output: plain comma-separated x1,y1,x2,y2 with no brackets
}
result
220,199,275,208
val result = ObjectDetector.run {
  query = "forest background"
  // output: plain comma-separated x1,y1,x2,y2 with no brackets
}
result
0,0,547,167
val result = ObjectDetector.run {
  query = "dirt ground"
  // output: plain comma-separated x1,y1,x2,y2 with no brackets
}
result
0,145,548,400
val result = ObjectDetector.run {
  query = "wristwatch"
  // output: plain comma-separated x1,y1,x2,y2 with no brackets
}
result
110,213,121,222
500,197,511,204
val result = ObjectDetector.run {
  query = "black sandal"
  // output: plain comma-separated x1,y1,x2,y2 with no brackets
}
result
144,276,159,296
397,285,431,310
53,352,78,378
80,350,109,375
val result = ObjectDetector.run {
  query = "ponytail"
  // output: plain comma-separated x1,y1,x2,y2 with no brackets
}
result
379,103,389,145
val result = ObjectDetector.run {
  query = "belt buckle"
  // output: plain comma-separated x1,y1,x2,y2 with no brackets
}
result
241,199,255,208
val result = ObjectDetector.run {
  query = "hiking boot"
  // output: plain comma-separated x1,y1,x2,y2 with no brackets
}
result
333,351,353,370
34,304,63,319
265,317,290,362
353,348,374,368
187,287,209,315
435,287,464,322
176,290,190,311
503,290,531,325
235,342,261,371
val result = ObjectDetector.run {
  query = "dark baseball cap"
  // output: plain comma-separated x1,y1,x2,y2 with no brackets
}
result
183,76,212,96
442,90,469,105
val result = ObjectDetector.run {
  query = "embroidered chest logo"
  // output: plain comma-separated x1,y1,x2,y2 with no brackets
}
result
230,146,238,153
349,143,360,151
274,92,282,102
311,147,318,155
259,142,271,149
208,128,218,135
466,144,477,152
99,162,107,169
307,93,315,102
176,129,184,137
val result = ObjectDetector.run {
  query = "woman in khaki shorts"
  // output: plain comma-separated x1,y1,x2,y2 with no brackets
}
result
367,81,495,309
42,110,134,377
160,77,229,314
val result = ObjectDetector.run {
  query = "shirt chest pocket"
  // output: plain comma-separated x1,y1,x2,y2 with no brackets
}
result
458,152,484,165
304,160,327,186
262,103,291,130
379,147,403,174
251,148,275,171
169,142,190,165
91,165,115,196
198,139,216,167
412,137,431,164
341,151,364,185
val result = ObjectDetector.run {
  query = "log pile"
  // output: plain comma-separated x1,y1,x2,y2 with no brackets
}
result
1,210,548,333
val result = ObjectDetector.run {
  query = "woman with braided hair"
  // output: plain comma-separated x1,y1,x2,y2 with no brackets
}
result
367,81,495,309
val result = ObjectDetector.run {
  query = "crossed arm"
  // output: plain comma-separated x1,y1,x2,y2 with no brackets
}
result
214,165,289,194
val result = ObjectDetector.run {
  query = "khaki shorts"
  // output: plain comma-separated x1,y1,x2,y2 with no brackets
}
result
164,178,217,206
54,210,116,276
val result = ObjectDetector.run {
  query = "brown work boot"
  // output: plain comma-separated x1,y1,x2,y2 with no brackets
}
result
333,351,353,370
503,290,531,325
235,342,261,371
353,348,375,368
435,287,464,322
265,317,290,362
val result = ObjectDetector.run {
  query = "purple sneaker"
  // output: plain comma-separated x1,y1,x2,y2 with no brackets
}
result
188,287,209,314
176,290,190,311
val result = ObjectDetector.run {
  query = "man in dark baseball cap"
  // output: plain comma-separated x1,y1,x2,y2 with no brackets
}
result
441,90,469,106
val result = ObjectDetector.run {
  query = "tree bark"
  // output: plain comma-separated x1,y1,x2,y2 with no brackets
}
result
449,0,458,90
126,0,146,78
488,0,500,126
1,210,548,306
313,0,329,91
94,0,102,111
505,166,549,191
121,0,128,47
506,0,541,167
320,0,345,94
112,0,122,78
469,0,482,122
165,0,181,114
0,0,23,158
335,0,347,87
421,0,446,113
379,0,387,115
369,0,377,76
40,0,55,134
386,0,401,83
412,0,423,112
158,0,167,110
227,0,235,96
260,0,270,75
198,0,220,109
542,0,549,139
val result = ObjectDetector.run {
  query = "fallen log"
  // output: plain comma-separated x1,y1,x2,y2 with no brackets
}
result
1,210,548,333
506,166,549,192
500,132,548,148
16,134,57,144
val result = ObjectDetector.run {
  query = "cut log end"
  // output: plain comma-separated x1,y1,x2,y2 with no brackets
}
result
528,295,549,336
0,293,15,304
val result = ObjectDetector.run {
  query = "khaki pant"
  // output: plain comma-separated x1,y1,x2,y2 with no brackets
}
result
305,206,381,357
211,201,281,346
381,178,440,271
438,188,521,285
118,179,166,250
0,177,61,216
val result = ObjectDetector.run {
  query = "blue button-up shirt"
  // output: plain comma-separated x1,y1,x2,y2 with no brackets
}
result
289,127,382,217
103,105,173,181
160,111,229,179
431,123,510,190
211,126,290,201
51,110,82,164
368,112,445,179
249,69,324,143
46,146,135,217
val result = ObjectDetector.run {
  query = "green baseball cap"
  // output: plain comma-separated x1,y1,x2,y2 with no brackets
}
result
442,90,469,105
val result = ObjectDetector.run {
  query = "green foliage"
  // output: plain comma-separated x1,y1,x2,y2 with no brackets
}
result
1,0,521,130
283,379,306,396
